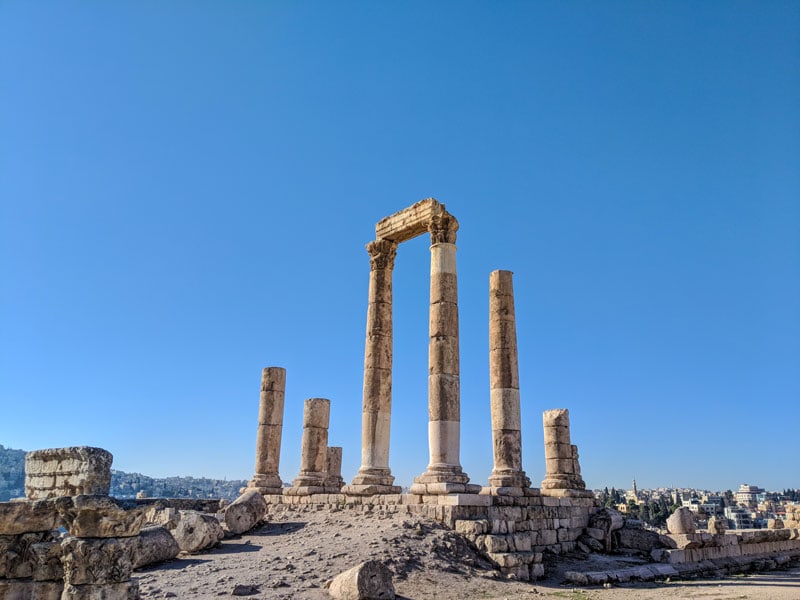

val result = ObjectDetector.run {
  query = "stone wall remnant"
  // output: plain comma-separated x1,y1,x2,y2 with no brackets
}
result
487,270,532,495
25,447,112,500
246,367,286,495
324,446,345,492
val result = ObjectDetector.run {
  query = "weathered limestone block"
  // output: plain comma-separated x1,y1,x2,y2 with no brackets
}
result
132,526,179,569
223,490,267,535
324,447,345,492
0,498,71,535
58,496,146,538
666,507,696,534
0,532,54,579
61,580,139,600
31,541,64,581
25,447,112,500
327,560,395,600
0,580,63,600
614,527,667,553
708,515,727,535
768,518,784,530
169,510,224,554
61,536,138,585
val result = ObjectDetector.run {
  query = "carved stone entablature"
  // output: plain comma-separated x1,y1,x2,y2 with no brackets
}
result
366,239,398,271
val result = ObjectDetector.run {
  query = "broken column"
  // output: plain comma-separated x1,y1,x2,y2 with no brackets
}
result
286,398,331,495
346,239,401,495
540,408,587,494
412,211,476,494
246,366,286,495
323,446,345,492
487,270,532,495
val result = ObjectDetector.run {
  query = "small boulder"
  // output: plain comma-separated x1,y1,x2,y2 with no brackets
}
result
328,560,395,600
224,490,267,535
170,510,224,554
666,507,696,534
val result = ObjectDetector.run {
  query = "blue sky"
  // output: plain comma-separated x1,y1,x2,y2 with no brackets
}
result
1,2,798,493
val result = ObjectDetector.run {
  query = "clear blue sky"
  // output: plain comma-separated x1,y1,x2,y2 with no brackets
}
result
1,2,798,493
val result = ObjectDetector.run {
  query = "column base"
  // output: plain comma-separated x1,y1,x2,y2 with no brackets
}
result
350,467,397,488
341,483,402,496
488,469,532,491
541,474,588,494
243,474,283,495
410,465,480,495
240,485,284,495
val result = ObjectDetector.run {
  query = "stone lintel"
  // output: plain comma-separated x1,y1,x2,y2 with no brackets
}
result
375,198,449,243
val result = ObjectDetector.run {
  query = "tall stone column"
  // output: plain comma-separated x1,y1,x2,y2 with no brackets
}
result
411,213,477,494
346,239,401,495
487,270,532,495
246,367,285,494
287,398,331,495
541,408,587,495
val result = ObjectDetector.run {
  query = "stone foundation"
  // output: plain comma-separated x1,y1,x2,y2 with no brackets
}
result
261,492,599,581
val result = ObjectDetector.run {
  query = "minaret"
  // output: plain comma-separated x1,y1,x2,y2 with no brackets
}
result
632,477,638,500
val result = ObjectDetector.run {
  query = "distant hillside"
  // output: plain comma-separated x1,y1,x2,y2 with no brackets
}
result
0,444,246,502
0,444,26,501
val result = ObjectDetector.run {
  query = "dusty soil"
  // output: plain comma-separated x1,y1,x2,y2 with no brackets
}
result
136,509,800,600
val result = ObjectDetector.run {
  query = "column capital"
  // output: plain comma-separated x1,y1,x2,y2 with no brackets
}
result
366,238,398,270
428,213,458,244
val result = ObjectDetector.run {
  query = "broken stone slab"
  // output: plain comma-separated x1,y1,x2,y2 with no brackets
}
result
708,515,727,535
169,510,224,554
0,497,72,535
58,496,146,538
614,527,667,553
25,447,112,500
132,526,179,569
0,532,55,579
327,560,395,600
223,490,267,535
61,536,138,585
666,507,696,534
0,580,63,600
61,580,139,600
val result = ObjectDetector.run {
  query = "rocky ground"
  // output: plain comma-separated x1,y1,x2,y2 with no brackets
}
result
137,508,800,600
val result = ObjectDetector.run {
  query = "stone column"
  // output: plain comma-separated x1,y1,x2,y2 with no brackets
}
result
346,239,401,495
323,446,345,492
287,398,331,495
246,367,285,494
412,213,477,495
541,408,587,495
487,270,532,495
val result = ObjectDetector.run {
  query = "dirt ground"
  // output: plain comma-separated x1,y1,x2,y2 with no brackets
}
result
136,508,800,600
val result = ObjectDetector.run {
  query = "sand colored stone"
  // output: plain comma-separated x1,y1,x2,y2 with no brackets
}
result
486,270,532,495
246,367,286,494
540,409,586,492
348,199,475,496
287,398,334,495
25,447,112,500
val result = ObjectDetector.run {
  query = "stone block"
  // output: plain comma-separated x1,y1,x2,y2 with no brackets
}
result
512,533,532,552
132,526,179,569
0,580,63,600
223,490,267,535
0,532,53,579
31,541,63,581
438,494,490,507
61,580,139,600
25,447,112,500
0,498,71,535
170,510,224,554
59,496,146,538
484,535,509,553
454,519,488,536
61,536,138,585
539,530,557,546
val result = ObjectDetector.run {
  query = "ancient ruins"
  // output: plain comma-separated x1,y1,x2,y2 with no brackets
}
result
2,198,799,599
